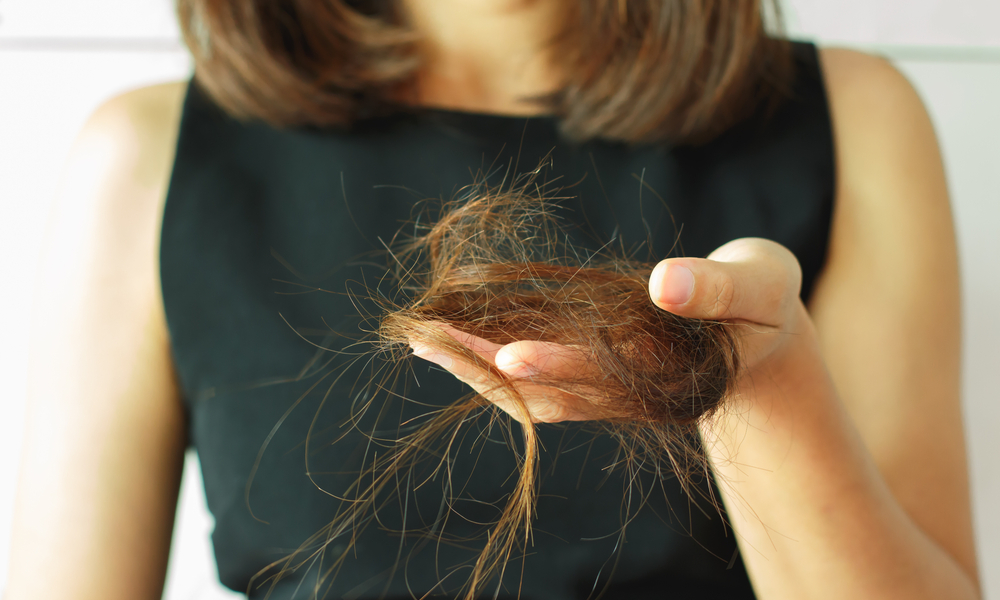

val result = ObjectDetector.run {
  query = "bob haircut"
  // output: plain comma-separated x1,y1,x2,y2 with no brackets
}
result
177,0,793,145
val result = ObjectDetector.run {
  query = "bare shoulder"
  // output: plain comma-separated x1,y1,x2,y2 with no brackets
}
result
818,46,912,91
816,48,944,204
817,46,923,113
79,80,188,199
811,47,953,305
41,78,191,328
51,79,189,298
89,79,188,133
813,47,952,301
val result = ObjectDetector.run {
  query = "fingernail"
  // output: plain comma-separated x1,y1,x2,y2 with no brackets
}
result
410,343,454,369
653,264,694,305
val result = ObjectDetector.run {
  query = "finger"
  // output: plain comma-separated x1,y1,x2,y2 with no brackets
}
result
409,324,502,381
495,342,601,422
411,338,590,423
436,323,503,362
409,328,598,423
407,321,612,423
495,341,591,380
648,238,802,326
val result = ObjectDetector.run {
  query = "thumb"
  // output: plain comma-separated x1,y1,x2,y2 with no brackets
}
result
648,238,802,326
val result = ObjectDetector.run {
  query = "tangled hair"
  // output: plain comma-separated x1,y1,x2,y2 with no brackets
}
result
176,0,792,144
256,179,742,599
383,191,738,427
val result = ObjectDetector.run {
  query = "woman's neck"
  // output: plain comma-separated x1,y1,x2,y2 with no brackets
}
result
398,0,564,115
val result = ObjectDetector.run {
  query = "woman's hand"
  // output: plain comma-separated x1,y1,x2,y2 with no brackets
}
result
413,49,981,600
409,237,809,424
648,237,806,382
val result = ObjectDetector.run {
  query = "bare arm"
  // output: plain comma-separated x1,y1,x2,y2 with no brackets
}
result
686,48,978,599
810,47,976,581
409,48,980,598
6,82,189,600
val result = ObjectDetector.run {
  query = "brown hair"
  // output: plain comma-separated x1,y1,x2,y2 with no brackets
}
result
176,0,792,143
255,179,741,599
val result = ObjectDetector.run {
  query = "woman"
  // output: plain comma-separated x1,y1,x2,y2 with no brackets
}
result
7,1,981,599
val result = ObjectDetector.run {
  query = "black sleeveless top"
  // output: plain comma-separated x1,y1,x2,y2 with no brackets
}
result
161,42,834,600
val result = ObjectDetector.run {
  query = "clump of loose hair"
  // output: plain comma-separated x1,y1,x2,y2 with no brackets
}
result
256,181,741,600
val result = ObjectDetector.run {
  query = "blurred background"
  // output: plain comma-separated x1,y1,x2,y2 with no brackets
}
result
0,1,997,598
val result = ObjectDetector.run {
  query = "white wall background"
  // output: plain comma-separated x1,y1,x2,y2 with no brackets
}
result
0,1,997,598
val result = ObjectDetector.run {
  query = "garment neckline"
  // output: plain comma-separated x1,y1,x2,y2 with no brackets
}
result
391,101,558,123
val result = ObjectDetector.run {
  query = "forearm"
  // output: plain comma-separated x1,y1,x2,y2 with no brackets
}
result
698,311,979,600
